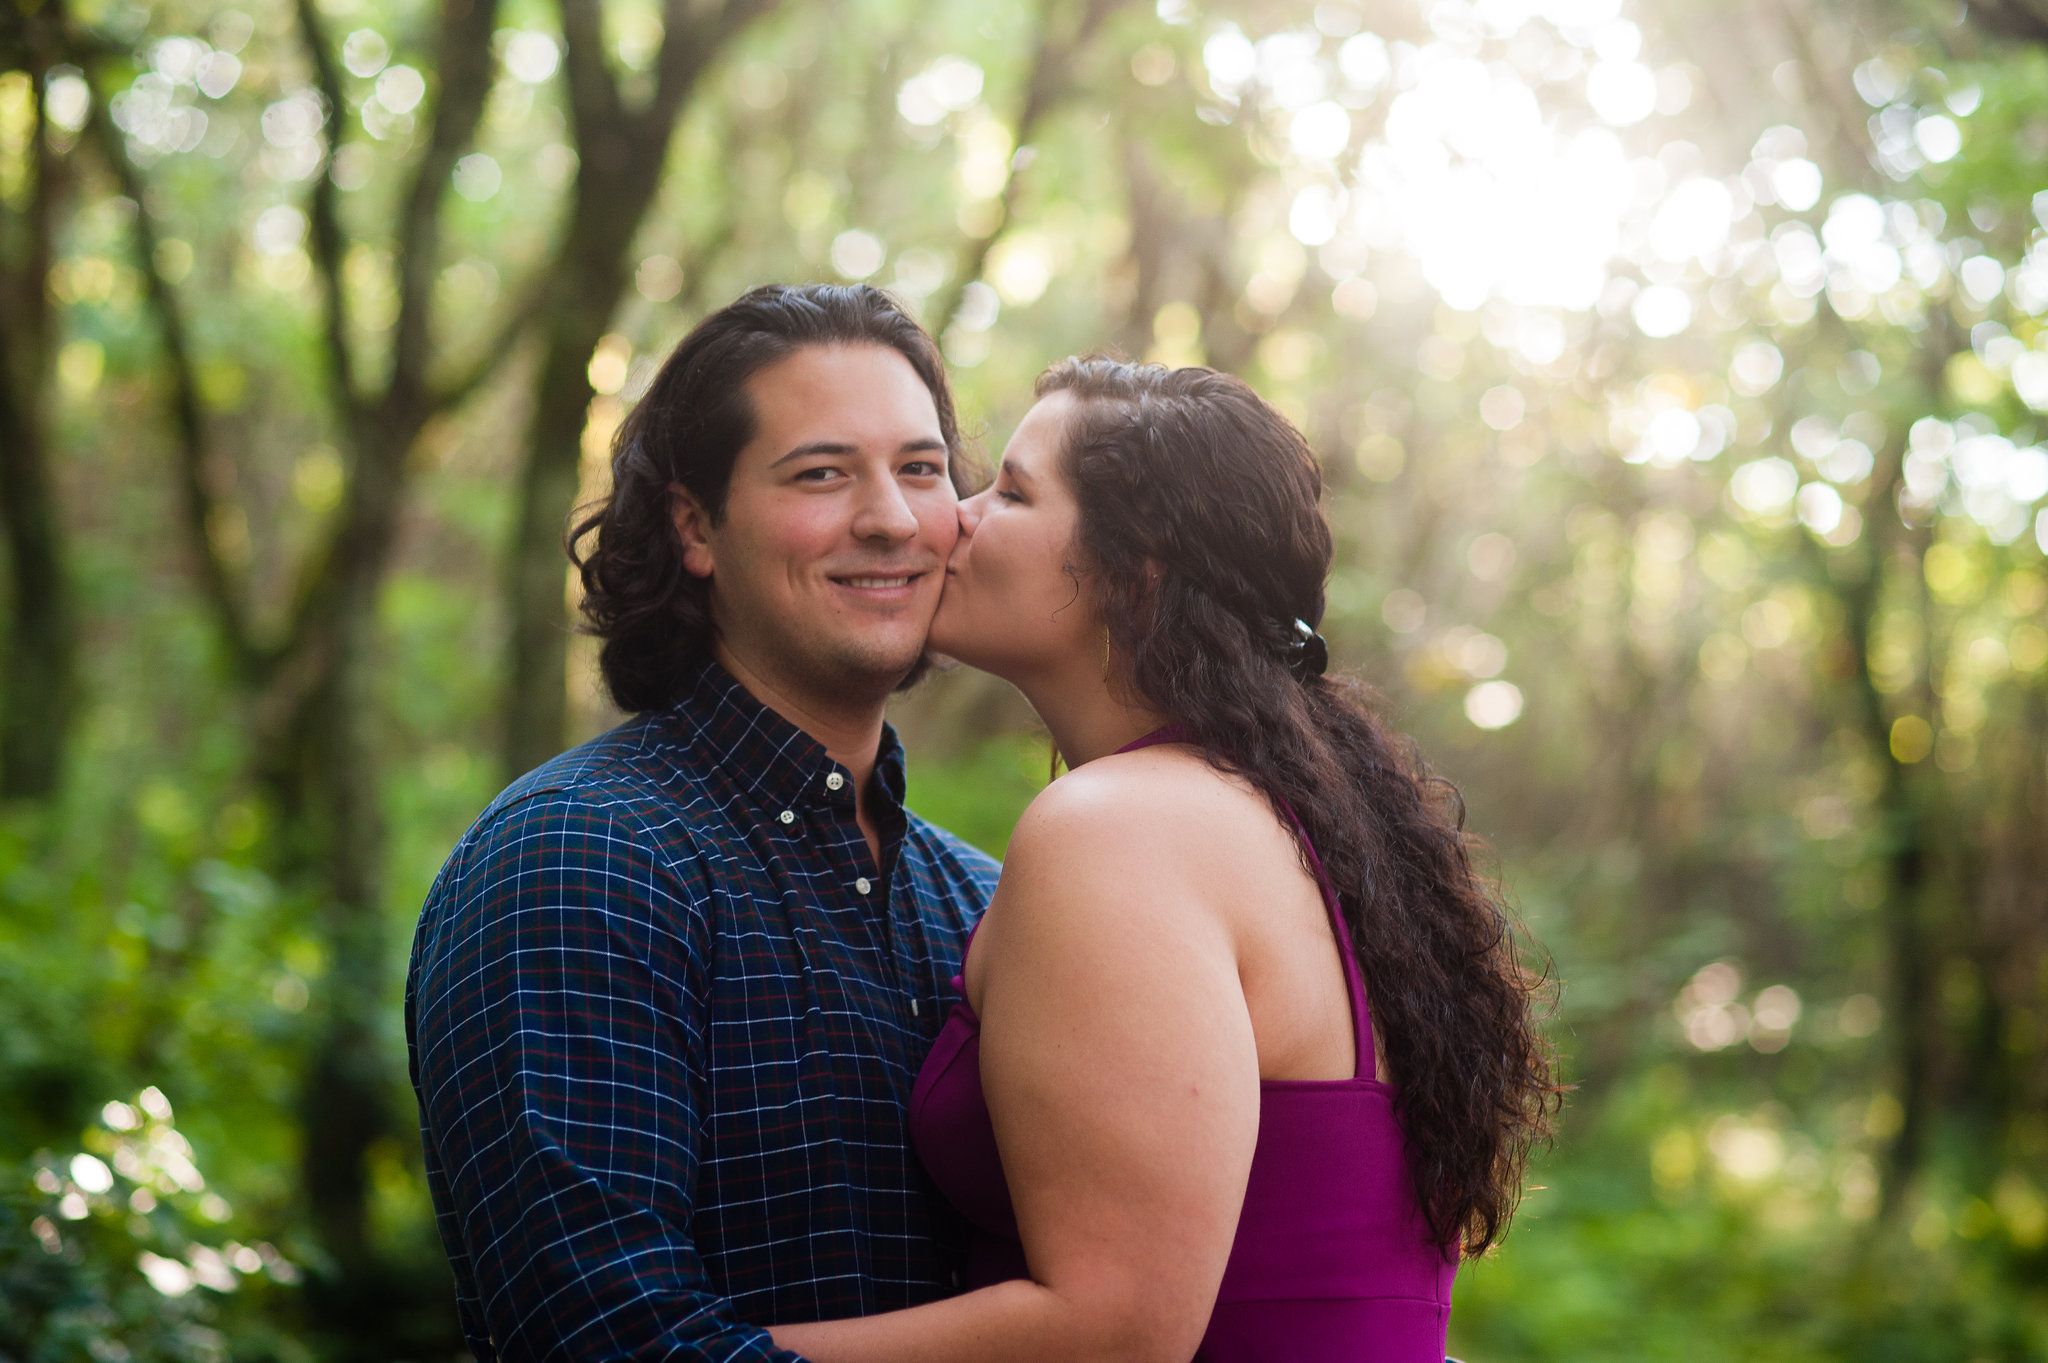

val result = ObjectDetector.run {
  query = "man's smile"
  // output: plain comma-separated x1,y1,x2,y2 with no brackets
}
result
827,567,934,601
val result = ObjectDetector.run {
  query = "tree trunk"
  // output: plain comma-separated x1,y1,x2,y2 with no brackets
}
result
0,41,78,801
502,280,623,778
274,606,398,1340
925,0,1129,336
1835,433,1936,1216
0,325,74,801
498,0,779,780
96,0,507,1339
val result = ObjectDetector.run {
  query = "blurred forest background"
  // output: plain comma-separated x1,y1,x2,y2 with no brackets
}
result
3,0,2047,1355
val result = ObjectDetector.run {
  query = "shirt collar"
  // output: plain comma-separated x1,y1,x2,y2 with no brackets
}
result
668,655,907,820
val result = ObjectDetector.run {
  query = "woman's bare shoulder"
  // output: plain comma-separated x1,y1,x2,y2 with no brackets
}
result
977,747,1264,998
1004,744,1289,884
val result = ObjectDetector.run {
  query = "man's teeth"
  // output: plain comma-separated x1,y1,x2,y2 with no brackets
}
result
841,576,914,588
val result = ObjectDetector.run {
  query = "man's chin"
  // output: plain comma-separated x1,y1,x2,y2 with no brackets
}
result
891,648,958,693
820,635,934,693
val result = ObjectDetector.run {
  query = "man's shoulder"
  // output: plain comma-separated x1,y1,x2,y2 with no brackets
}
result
902,812,1002,904
487,713,695,814
432,715,725,894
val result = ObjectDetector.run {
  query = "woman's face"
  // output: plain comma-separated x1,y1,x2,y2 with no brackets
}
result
928,391,1098,686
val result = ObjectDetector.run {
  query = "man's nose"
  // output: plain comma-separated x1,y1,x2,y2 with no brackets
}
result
850,471,920,543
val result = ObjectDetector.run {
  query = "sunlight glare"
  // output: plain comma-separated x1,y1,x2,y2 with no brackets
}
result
1632,284,1691,337
1289,101,1353,160
1770,158,1822,211
1647,178,1733,262
1585,59,1655,124
1202,27,1256,99
1258,31,1329,109
1465,680,1525,729
1289,185,1346,245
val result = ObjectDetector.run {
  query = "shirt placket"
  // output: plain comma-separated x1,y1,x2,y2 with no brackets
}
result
803,761,924,1026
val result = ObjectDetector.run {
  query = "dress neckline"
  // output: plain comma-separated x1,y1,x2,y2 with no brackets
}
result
1114,723,1189,755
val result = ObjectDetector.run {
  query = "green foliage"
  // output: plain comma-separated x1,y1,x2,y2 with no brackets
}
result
6,0,2048,1357
1444,1067,2048,1362
0,1093,309,1363
903,732,1052,857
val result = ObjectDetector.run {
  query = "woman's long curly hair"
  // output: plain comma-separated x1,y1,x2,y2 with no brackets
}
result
1039,356,1560,1258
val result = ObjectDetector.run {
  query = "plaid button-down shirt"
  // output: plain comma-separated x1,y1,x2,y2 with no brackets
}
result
406,659,1000,1361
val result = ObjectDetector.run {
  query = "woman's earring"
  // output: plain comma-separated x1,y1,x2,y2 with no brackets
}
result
1100,628,1113,683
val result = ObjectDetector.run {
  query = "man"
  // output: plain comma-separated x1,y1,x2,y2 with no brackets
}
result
406,284,1000,1360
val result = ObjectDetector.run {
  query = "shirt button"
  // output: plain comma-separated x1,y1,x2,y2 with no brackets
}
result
825,772,845,791
778,810,796,826
855,877,872,895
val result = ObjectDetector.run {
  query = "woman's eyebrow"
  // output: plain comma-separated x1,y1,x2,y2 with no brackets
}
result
1000,459,1036,487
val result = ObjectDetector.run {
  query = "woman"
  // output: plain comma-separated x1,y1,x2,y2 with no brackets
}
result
772,358,1556,1362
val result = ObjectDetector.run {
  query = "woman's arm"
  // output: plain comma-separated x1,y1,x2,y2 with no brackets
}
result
771,769,1262,1363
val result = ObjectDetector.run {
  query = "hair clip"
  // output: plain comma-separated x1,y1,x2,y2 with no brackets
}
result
1287,618,1329,680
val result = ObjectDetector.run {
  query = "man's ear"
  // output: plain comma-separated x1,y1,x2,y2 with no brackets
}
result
670,483,717,579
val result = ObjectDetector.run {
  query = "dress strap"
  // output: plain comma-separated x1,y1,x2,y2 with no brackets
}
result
1113,723,1190,754
1273,797,1375,1082
1112,731,1377,1080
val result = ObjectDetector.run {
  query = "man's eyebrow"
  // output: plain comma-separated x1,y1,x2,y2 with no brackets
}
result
771,438,947,467
770,441,857,467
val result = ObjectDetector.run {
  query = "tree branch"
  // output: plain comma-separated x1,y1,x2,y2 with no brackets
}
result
843,0,945,228
1777,0,1882,180
672,201,741,315
1958,0,2048,47
81,70,262,675
428,267,550,413
381,0,503,424
929,0,1130,335
557,0,623,157
290,0,361,435
645,0,776,141
275,0,501,693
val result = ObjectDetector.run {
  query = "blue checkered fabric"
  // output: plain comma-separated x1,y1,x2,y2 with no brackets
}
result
406,659,1000,1361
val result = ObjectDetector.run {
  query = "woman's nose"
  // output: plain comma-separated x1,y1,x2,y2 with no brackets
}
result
956,489,988,536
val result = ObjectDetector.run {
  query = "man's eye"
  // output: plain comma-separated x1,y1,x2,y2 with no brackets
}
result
902,460,944,478
793,466,841,483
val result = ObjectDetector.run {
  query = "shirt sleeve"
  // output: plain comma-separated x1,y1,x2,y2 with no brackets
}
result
408,790,801,1363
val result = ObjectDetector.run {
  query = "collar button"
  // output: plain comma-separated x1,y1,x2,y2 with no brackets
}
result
777,809,796,826
825,772,846,791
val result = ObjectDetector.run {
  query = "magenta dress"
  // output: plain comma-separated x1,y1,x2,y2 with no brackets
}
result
907,729,1458,1361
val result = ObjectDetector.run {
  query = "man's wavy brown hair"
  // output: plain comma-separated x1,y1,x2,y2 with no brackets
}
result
1040,356,1562,1257
569,283,971,712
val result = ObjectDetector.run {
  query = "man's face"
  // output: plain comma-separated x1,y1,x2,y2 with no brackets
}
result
674,343,958,703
